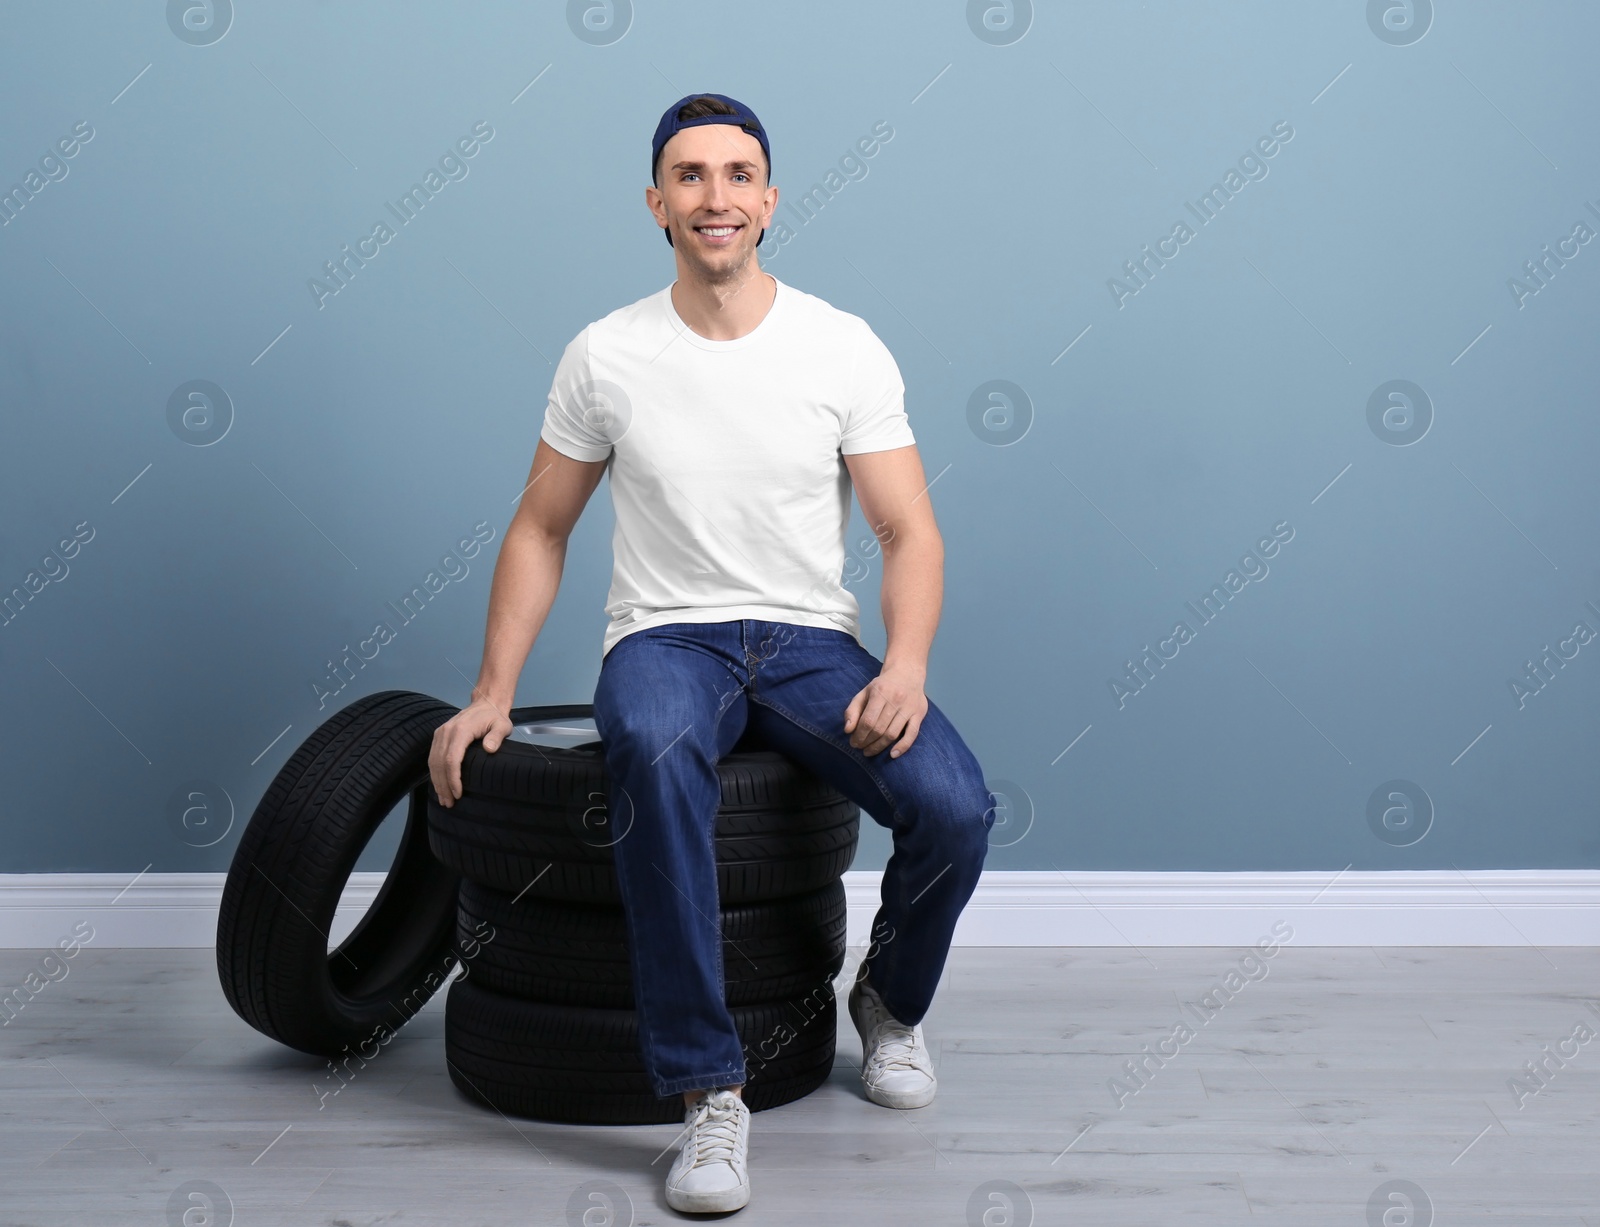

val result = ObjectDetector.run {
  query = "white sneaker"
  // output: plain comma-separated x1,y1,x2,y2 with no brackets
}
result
847,970,937,1108
664,1087,751,1213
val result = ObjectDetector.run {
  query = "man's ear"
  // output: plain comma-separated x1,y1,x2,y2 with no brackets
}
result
647,185,674,247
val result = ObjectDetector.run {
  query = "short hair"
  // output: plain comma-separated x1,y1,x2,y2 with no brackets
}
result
652,94,770,188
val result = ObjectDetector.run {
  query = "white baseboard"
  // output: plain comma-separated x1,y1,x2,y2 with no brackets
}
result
0,870,1595,949
876,869,1600,948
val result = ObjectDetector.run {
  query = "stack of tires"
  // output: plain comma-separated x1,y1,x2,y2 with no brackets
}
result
427,705,861,1124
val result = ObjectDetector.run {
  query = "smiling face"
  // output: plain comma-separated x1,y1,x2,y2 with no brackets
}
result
648,123,776,280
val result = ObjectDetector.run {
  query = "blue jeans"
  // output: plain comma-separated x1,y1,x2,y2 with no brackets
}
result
590,618,996,1098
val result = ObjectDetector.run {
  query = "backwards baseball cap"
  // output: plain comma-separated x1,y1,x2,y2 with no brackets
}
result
651,92,770,248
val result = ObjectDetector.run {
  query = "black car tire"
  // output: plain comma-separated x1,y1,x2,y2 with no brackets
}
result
456,877,847,1008
444,974,839,1124
216,691,464,1057
427,725,859,905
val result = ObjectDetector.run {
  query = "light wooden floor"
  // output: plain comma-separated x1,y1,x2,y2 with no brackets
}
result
0,945,1596,1225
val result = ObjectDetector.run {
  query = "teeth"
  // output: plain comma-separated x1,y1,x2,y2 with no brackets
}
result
698,226,737,236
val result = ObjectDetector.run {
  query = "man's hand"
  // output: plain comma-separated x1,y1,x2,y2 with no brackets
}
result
843,665,928,759
429,700,513,808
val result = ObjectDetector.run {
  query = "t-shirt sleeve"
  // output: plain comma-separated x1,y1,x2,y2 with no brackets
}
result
840,323,916,455
539,328,615,462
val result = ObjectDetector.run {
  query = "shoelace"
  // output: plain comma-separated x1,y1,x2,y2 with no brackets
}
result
684,1092,745,1166
866,1021,929,1075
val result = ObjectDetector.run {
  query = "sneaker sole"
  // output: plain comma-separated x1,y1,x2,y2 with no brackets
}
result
860,1074,937,1110
666,1179,752,1213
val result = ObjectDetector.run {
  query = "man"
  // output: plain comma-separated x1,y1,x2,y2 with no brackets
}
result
429,92,995,1215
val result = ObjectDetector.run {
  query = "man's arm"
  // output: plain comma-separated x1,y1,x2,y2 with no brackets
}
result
841,443,944,756
429,438,608,806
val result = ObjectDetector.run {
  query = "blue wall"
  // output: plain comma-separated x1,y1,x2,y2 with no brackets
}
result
2,2,1596,874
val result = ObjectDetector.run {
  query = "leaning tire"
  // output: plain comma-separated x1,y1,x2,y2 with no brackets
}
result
444,975,839,1124
457,878,847,1009
427,737,859,905
216,690,463,1057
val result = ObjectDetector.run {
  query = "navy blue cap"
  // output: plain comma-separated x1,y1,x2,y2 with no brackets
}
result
651,93,770,248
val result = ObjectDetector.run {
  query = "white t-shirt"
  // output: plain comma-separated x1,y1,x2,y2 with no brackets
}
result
539,274,916,661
